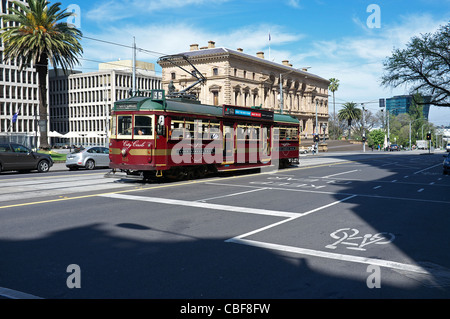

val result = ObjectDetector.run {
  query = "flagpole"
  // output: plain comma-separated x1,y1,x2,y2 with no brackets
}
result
8,104,22,133
268,30,271,61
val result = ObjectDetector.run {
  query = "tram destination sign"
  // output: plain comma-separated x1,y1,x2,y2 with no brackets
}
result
115,103,138,110
223,105,273,121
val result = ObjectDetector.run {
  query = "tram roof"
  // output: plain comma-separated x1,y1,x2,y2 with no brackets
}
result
114,95,299,124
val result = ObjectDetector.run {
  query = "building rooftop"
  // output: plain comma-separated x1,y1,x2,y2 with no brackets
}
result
167,44,329,83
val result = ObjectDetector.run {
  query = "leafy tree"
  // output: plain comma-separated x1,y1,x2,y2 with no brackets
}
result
328,78,340,139
338,102,361,140
382,22,450,108
368,129,385,149
1,0,83,149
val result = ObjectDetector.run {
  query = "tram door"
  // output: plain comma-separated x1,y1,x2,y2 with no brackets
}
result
260,125,272,163
223,123,235,164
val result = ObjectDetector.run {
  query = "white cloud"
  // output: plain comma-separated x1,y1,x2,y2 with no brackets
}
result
286,14,448,112
80,22,303,72
287,0,302,9
85,0,230,22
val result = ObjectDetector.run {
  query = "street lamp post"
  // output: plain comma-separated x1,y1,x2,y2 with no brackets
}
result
315,99,318,155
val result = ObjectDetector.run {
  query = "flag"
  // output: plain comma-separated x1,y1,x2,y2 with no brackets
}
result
269,32,271,42
12,112,19,123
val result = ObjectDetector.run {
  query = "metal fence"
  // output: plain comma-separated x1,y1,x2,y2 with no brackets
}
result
0,133,37,150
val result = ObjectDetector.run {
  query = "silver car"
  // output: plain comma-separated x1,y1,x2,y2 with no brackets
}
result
66,146,110,170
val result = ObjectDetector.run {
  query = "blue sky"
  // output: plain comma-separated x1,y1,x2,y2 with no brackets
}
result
56,0,450,125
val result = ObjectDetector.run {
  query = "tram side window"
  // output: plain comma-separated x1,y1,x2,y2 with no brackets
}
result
134,115,153,137
110,116,117,138
118,115,132,136
170,120,185,140
278,126,299,140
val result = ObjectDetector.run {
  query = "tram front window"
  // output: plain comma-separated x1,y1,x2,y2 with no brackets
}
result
134,115,154,138
118,115,132,136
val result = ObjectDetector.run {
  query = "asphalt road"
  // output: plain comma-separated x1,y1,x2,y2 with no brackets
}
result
1,150,449,302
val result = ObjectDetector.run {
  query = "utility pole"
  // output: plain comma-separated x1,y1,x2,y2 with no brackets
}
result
132,36,136,96
361,104,365,152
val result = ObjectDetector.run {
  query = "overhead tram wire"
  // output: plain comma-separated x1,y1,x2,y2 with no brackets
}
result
82,35,239,71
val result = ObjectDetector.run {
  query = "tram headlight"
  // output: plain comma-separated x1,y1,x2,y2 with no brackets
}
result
121,148,127,157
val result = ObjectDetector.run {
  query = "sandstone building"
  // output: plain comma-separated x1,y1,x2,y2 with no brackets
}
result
158,41,330,138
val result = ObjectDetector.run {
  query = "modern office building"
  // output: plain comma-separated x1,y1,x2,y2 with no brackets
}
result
158,41,330,138
0,0,42,148
385,95,431,119
49,60,161,147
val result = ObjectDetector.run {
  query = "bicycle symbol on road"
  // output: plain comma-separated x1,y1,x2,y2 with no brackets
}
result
326,228,395,251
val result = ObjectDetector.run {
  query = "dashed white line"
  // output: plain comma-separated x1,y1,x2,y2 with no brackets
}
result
373,186,382,190
418,188,425,193
321,170,359,179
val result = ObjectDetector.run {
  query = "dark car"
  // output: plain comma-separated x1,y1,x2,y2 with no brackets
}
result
388,144,400,151
443,154,450,175
0,143,54,173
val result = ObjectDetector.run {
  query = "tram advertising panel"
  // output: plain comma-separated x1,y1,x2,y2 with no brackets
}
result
223,105,273,121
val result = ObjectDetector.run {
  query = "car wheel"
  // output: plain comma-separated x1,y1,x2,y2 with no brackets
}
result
85,159,95,170
37,160,50,173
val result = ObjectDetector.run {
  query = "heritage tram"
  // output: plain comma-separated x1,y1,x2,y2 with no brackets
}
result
107,89,300,180
107,54,300,180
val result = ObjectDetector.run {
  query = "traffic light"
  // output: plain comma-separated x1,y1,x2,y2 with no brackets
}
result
313,135,319,143
426,132,431,140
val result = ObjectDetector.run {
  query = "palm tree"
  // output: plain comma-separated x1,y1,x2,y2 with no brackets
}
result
1,0,82,149
328,78,339,139
338,102,361,140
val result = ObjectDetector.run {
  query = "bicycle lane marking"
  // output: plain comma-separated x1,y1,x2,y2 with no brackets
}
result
226,194,432,276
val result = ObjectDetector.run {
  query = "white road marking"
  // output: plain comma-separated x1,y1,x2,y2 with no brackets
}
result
0,287,43,299
414,163,442,175
100,193,299,218
205,182,450,205
228,239,431,275
228,195,357,240
373,186,382,189
418,188,425,193
196,188,268,202
321,170,359,179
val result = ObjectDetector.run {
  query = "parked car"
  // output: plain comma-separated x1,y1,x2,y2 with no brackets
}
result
65,146,110,170
0,143,54,173
443,154,450,175
446,143,450,152
388,144,400,151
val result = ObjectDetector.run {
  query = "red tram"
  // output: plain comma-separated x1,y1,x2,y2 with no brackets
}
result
108,89,300,180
